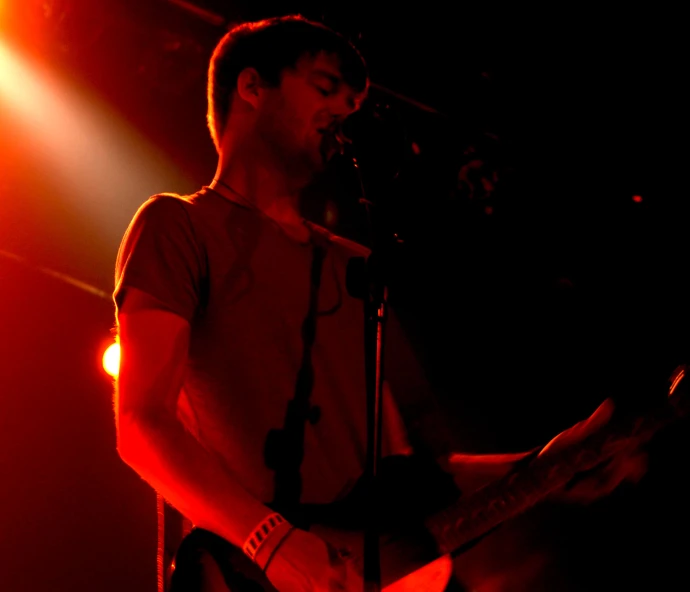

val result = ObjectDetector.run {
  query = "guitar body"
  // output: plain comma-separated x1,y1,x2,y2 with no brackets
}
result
167,365,690,592
168,454,461,592
168,511,558,592
171,532,454,592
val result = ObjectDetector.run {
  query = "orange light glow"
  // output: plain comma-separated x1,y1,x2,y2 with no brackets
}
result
102,342,121,378
0,37,195,247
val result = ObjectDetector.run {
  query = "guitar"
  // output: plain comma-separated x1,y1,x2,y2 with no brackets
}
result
167,364,689,592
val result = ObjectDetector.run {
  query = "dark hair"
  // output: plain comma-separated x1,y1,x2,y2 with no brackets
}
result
207,15,368,151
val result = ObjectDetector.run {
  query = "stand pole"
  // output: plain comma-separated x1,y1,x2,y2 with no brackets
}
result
345,154,397,592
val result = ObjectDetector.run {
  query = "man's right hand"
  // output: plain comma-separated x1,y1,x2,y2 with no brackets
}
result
263,528,362,591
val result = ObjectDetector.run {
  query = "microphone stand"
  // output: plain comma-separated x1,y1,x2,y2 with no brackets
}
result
342,142,399,592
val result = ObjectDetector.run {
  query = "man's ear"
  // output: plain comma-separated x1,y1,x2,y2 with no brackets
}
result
236,67,263,109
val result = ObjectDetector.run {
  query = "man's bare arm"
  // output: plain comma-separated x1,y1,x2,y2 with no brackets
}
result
439,399,646,500
115,287,271,548
438,451,535,493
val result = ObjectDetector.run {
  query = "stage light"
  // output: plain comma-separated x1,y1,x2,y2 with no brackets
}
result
102,341,120,378
0,37,195,251
633,195,643,203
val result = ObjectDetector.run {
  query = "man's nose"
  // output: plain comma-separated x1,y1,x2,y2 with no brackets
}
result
331,92,359,118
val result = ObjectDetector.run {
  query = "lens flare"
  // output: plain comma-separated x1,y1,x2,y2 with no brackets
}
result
0,37,195,249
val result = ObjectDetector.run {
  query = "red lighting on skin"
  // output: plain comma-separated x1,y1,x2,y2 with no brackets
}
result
632,195,643,203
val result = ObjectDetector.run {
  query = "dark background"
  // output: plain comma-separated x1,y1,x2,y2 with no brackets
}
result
1,1,688,590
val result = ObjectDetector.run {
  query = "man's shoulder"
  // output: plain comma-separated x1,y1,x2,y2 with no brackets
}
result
140,191,201,211
131,188,226,224
129,192,193,220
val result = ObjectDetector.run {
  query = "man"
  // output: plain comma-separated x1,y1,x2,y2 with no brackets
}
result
113,15,646,591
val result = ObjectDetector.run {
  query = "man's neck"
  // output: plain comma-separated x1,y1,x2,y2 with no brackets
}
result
216,145,303,210
213,146,311,242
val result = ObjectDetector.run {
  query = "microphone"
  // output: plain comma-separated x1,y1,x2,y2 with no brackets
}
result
327,102,408,175
318,119,355,162
334,108,371,148
334,122,353,148
333,102,401,150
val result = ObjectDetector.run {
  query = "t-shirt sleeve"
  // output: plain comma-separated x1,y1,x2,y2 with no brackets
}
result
114,195,204,321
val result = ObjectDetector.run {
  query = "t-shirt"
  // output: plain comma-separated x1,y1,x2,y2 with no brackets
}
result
114,187,446,507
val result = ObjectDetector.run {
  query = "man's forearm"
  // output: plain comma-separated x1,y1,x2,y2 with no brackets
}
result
439,449,539,494
118,410,271,548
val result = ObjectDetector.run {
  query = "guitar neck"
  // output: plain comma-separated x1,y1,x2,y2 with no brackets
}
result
424,397,683,556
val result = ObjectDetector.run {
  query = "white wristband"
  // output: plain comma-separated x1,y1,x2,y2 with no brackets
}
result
242,513,287,561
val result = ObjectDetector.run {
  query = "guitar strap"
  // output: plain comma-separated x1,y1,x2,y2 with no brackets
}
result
263,224,331,527
169,227,331,591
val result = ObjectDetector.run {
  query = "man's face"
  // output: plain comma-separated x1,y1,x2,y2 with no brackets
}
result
255,52,366,177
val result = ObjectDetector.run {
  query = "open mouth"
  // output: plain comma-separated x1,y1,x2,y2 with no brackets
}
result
317,128,344,162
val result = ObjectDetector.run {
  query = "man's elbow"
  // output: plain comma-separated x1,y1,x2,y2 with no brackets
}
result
116,408,166,469
116,409,142,466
